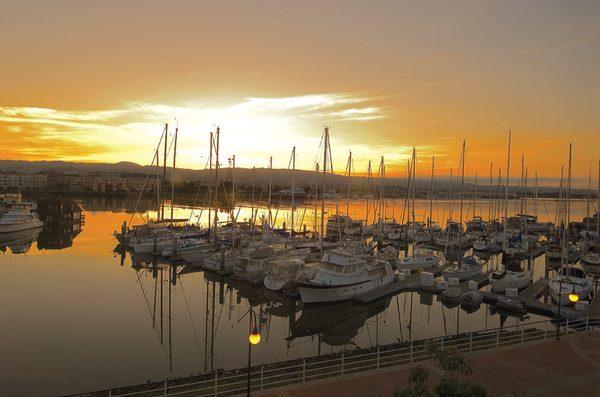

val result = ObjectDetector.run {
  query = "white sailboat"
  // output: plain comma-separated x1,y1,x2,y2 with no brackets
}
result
548,144,593,305
492,131,533,291
397,248,444,271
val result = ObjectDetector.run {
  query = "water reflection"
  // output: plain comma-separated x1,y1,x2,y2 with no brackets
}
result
0,227,42,254
0,198,593,397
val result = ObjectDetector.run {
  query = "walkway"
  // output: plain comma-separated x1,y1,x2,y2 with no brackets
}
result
257,330,600,397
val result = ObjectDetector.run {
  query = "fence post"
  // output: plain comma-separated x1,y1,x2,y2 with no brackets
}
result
341,352,345,376
377,346,380,369
410,342,413,363
260,365,264,390
521,328,524,344
163,381,167,396
566,316,570,333
586,315,589,331
108,390,112,397
214,371,218,397
496,330,499,348
469,332,473,353
302,359,306,383
440,338,444,351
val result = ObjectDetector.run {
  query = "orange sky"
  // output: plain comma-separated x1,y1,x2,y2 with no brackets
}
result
1,1,598,180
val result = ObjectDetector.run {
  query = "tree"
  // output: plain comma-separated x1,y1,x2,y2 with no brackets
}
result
394,341,488,397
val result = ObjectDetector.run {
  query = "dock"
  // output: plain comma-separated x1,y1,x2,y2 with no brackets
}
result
355,270,599,323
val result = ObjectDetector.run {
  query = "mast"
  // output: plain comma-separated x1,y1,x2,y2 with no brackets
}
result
458,141,466,248
291,147,296,235
428,156,435,228
161,123,168,221
366,160,372,225
320,127,329,252
231,155,236,226
561,143,572,268
213,127,220,243
472,172,478,219
585,162,591,235
520,154,525,215
346,151,352,216
314,162,319,233
503,131,512,252
251,167,256,234
489,162,493,221
156,126,166,222
534,172,539,219
524,167,528,217
411,148,416,224
268,156,273,228
170,126,178,224
208,132,213,236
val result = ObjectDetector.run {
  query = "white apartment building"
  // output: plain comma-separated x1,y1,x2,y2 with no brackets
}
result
0,173,48,189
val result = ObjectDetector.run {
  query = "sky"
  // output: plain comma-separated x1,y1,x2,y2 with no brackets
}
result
1,0,599,181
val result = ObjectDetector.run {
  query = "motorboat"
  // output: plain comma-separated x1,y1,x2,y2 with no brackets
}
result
297,250,395,304
396,248,444,271
0,206,43,234
549,266,593,306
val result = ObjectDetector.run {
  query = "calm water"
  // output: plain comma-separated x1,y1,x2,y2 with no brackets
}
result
0,198,593,397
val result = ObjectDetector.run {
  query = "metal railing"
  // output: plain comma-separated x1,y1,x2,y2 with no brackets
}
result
103,316,597,397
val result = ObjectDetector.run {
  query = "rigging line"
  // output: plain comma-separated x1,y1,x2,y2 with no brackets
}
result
272,153,295,227
132,269,169,356
178,277,203,355
188,156,211,223
130,126,166,225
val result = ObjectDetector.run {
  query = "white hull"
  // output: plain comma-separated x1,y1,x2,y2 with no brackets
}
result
298,274,395,304
397,256,440,271
132,239,172,255
179,248,209,264
0,220,43,234
490,270,531,293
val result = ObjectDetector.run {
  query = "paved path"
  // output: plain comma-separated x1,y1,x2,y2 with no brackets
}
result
257,330,600,397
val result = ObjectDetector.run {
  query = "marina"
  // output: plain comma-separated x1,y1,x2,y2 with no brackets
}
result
1,193,599,396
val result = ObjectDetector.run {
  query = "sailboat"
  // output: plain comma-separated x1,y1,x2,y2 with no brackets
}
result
548,144,593,305
582,161,600,270
297,128,396,304
397,151,445,272
491,131,533,291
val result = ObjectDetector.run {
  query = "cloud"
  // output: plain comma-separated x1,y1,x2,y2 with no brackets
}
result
0,94,388,168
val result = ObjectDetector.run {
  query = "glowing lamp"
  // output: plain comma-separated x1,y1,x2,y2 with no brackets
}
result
249,328,261,345
568,293,579,303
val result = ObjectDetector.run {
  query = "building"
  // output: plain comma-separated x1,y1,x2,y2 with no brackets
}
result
0,173,48,189
36,197,84,250
84,172,153,193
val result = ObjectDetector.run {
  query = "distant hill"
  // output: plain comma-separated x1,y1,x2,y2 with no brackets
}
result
0,159,587,195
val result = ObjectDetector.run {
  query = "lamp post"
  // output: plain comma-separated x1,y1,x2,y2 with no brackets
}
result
247,311,261,397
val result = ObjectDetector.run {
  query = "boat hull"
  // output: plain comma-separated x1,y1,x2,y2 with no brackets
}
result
298,275,394,304
0,220,43,234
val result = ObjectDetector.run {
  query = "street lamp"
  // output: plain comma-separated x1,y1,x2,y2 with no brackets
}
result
568,292,579,303
249,327,261,345
247,313,262,397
